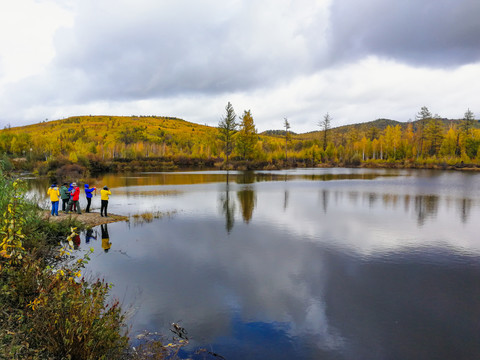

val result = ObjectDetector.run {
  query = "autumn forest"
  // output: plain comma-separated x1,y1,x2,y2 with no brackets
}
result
1,104,480,178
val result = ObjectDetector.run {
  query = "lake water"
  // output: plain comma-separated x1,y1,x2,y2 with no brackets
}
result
30,168,480,359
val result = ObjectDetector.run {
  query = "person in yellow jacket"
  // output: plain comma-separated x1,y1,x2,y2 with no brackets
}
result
100,186,112,217
47,183,60,216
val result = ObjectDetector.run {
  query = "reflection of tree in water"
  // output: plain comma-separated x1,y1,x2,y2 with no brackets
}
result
348,191,359,205
404,194,411,213
284,190,289,211
222,192,235,233
237,186,256,223
236,170,256,184
318,190,474,225
459,198,472,223
320,189,329,213
414,195,439,225
382,193,399,209
219,172,235,233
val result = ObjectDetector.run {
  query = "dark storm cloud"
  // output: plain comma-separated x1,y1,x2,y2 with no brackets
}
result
328,0,480,66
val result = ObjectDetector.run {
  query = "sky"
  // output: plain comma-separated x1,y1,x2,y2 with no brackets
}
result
0,0,479,133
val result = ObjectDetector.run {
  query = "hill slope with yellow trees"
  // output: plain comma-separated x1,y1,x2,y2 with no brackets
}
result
1,109,480,178
2,115,217,160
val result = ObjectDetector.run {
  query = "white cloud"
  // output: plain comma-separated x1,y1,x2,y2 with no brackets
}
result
0,0,479,131
0,0,72,82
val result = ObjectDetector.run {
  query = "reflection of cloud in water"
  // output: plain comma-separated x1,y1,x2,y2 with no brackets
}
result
84,219,346,352
82,214,480,359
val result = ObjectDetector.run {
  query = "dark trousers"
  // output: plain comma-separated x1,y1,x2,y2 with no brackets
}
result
62,198,68,212
101,200,108,216
86,197,92,212
67,199,77,212
67,200,81,214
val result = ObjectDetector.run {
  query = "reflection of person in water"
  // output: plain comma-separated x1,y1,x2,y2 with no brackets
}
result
101,224,111,252
85,228,96,244
73,234,81,249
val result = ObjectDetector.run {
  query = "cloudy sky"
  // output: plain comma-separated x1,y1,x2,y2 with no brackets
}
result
0,0,479,133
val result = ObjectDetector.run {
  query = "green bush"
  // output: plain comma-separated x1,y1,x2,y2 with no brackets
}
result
0,172,129,359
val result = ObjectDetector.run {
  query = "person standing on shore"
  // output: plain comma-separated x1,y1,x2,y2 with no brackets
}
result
67,183,76,212
60,183,70,212
47,183,60,216
100,186,111,217
66,182,81,214
84,184,96,213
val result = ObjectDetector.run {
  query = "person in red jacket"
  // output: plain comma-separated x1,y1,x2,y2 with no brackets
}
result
66,182,82,214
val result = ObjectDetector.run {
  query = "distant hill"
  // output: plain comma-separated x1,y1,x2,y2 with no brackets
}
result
5,115,475,139
262,119,403,139
2,115,218,144
292,117,477,141
260,129,297,137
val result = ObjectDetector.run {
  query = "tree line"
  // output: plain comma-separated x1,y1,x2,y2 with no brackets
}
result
217,103,480,167
0,106,479,175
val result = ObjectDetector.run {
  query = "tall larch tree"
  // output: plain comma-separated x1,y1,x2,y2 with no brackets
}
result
284,117,290,161
236,110,257,160
415,106,432,157
319,113,332,151
218,102,237,164
461,108,475,138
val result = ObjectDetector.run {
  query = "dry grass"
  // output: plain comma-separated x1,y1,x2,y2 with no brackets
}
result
131,210,177,225
43,211,129,227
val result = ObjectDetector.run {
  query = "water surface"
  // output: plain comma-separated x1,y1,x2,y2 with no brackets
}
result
30,168,480,359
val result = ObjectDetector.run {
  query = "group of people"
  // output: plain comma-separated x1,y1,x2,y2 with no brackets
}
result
47,182,112,217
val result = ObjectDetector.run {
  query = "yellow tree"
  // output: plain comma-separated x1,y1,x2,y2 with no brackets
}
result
372,138,380,159
384,125,402,159
424,119,444,156
403,122,415,159
236,110,257,160
440,126,459,157
360,136,369,160
10,133,32,156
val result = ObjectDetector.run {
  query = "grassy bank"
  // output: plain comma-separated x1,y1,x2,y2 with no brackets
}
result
0,171,130,359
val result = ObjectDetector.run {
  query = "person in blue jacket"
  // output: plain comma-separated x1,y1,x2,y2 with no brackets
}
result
84,184,96,213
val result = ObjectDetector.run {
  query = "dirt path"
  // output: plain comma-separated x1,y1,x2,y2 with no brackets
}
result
43,211,129,227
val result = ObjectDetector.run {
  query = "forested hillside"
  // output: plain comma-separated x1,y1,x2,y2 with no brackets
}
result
1,106,480,178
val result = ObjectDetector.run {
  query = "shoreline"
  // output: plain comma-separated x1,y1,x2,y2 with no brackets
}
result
43,211,129,227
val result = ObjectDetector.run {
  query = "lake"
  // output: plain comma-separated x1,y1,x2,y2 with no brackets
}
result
30,168,480,359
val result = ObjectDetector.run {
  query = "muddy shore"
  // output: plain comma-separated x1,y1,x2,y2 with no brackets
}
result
43,211,129,227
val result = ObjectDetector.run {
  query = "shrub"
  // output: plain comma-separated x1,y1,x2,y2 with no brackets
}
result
27,255,129,359
56,163,87,182
0,172,129,359
0,154,13,172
